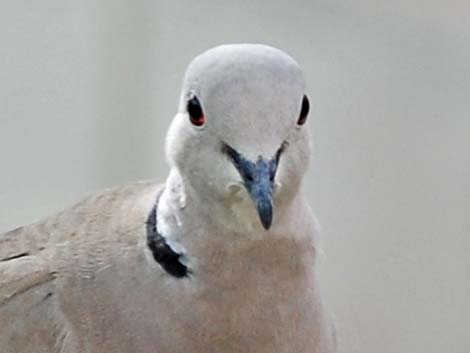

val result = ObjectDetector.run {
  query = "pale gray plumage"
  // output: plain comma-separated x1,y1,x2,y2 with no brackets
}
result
0,44,337,353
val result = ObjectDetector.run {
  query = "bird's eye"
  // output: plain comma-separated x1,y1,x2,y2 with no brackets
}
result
187,96,205,126
297,95,309,126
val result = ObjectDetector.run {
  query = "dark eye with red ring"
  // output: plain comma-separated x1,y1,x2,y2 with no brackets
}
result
297,95,309,126
187,96,205,126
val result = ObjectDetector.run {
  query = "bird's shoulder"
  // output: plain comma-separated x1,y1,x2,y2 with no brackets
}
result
0,180,163,269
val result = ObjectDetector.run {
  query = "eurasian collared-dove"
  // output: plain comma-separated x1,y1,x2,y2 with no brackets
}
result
0,44,337,353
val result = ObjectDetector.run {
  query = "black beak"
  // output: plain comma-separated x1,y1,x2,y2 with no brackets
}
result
223,144,282,230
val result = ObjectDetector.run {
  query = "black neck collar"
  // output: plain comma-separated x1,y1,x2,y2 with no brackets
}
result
146,191,189,278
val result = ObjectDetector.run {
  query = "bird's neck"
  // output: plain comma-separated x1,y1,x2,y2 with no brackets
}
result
161,168,306,236
153,168,317,285
156,168,313,254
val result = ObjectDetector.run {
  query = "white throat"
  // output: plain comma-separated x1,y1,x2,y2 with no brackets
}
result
158,167,301,240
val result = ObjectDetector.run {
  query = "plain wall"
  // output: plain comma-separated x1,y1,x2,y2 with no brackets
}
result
1,1,469,352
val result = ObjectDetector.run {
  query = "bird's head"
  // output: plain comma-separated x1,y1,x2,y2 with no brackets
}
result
165,44,311,231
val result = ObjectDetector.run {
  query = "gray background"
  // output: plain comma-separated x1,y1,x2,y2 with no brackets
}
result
1,1,469,352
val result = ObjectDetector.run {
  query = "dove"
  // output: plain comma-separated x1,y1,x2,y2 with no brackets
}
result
0,43,337,353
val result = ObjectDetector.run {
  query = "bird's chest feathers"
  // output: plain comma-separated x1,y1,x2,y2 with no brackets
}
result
178,229,316,316
195,233,315,288
158,234,320,352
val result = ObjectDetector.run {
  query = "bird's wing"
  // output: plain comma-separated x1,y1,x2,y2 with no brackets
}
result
0,221,62,351
0,221,55,303
0,180,162,352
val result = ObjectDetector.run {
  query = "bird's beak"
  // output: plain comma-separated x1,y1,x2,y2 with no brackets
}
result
223,144,280,230
245,160,276,230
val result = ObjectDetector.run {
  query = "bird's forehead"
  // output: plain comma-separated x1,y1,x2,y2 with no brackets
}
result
182,44,305,100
